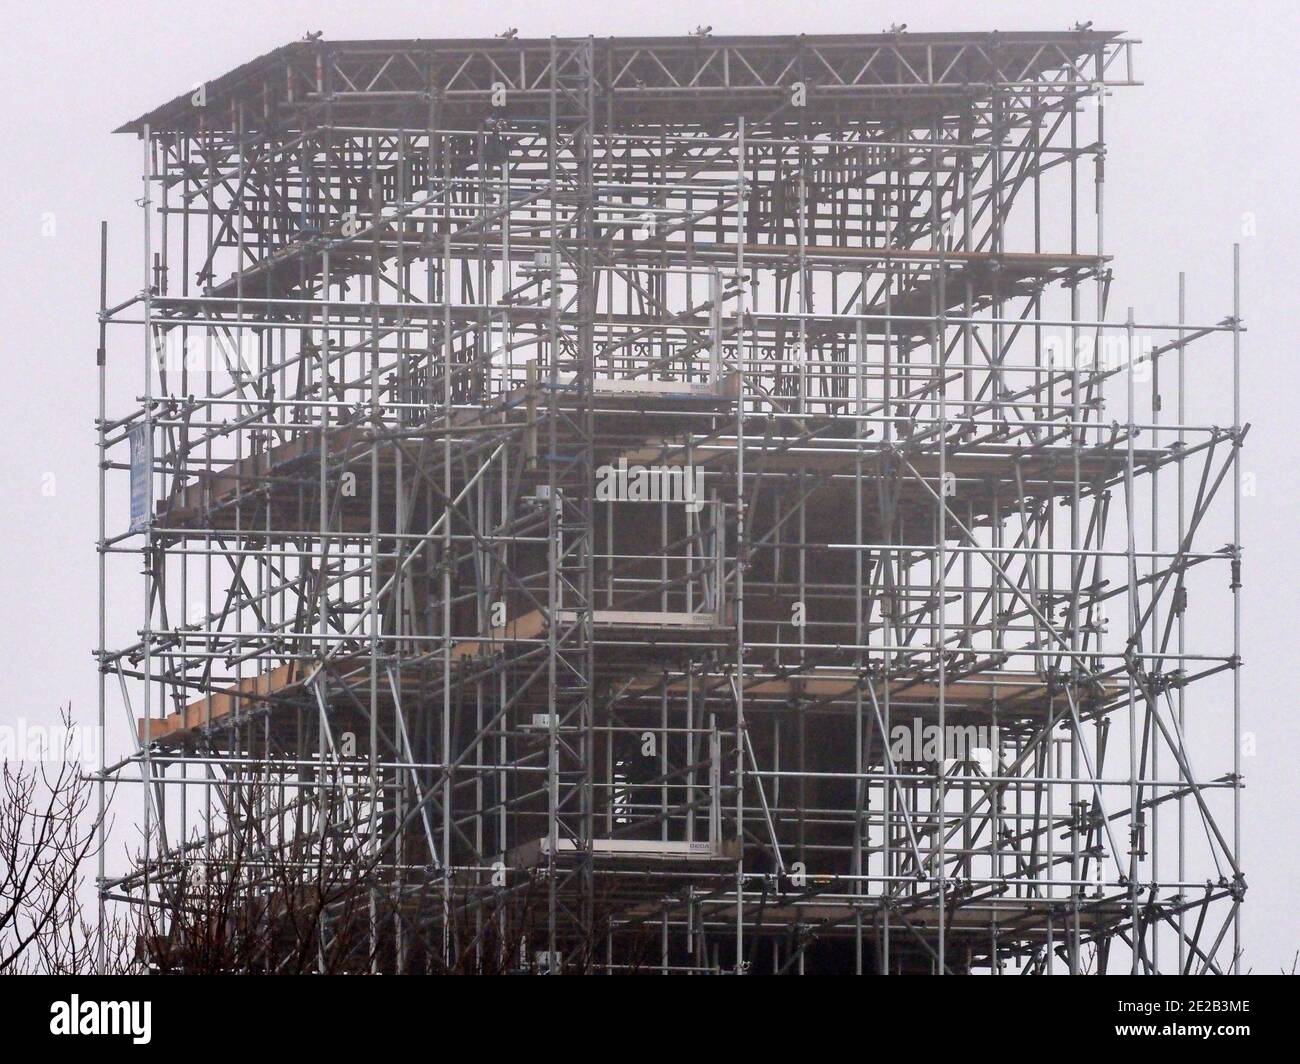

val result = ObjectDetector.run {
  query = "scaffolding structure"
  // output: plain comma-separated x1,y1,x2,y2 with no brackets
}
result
96,30,1247,974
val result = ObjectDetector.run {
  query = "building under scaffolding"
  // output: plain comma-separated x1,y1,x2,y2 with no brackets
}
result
97,30,1246,973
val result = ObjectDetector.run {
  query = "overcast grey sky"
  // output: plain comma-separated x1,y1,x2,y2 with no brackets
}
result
1,0,1295,971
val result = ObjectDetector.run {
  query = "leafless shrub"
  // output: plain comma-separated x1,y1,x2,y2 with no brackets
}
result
0,708,129,973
